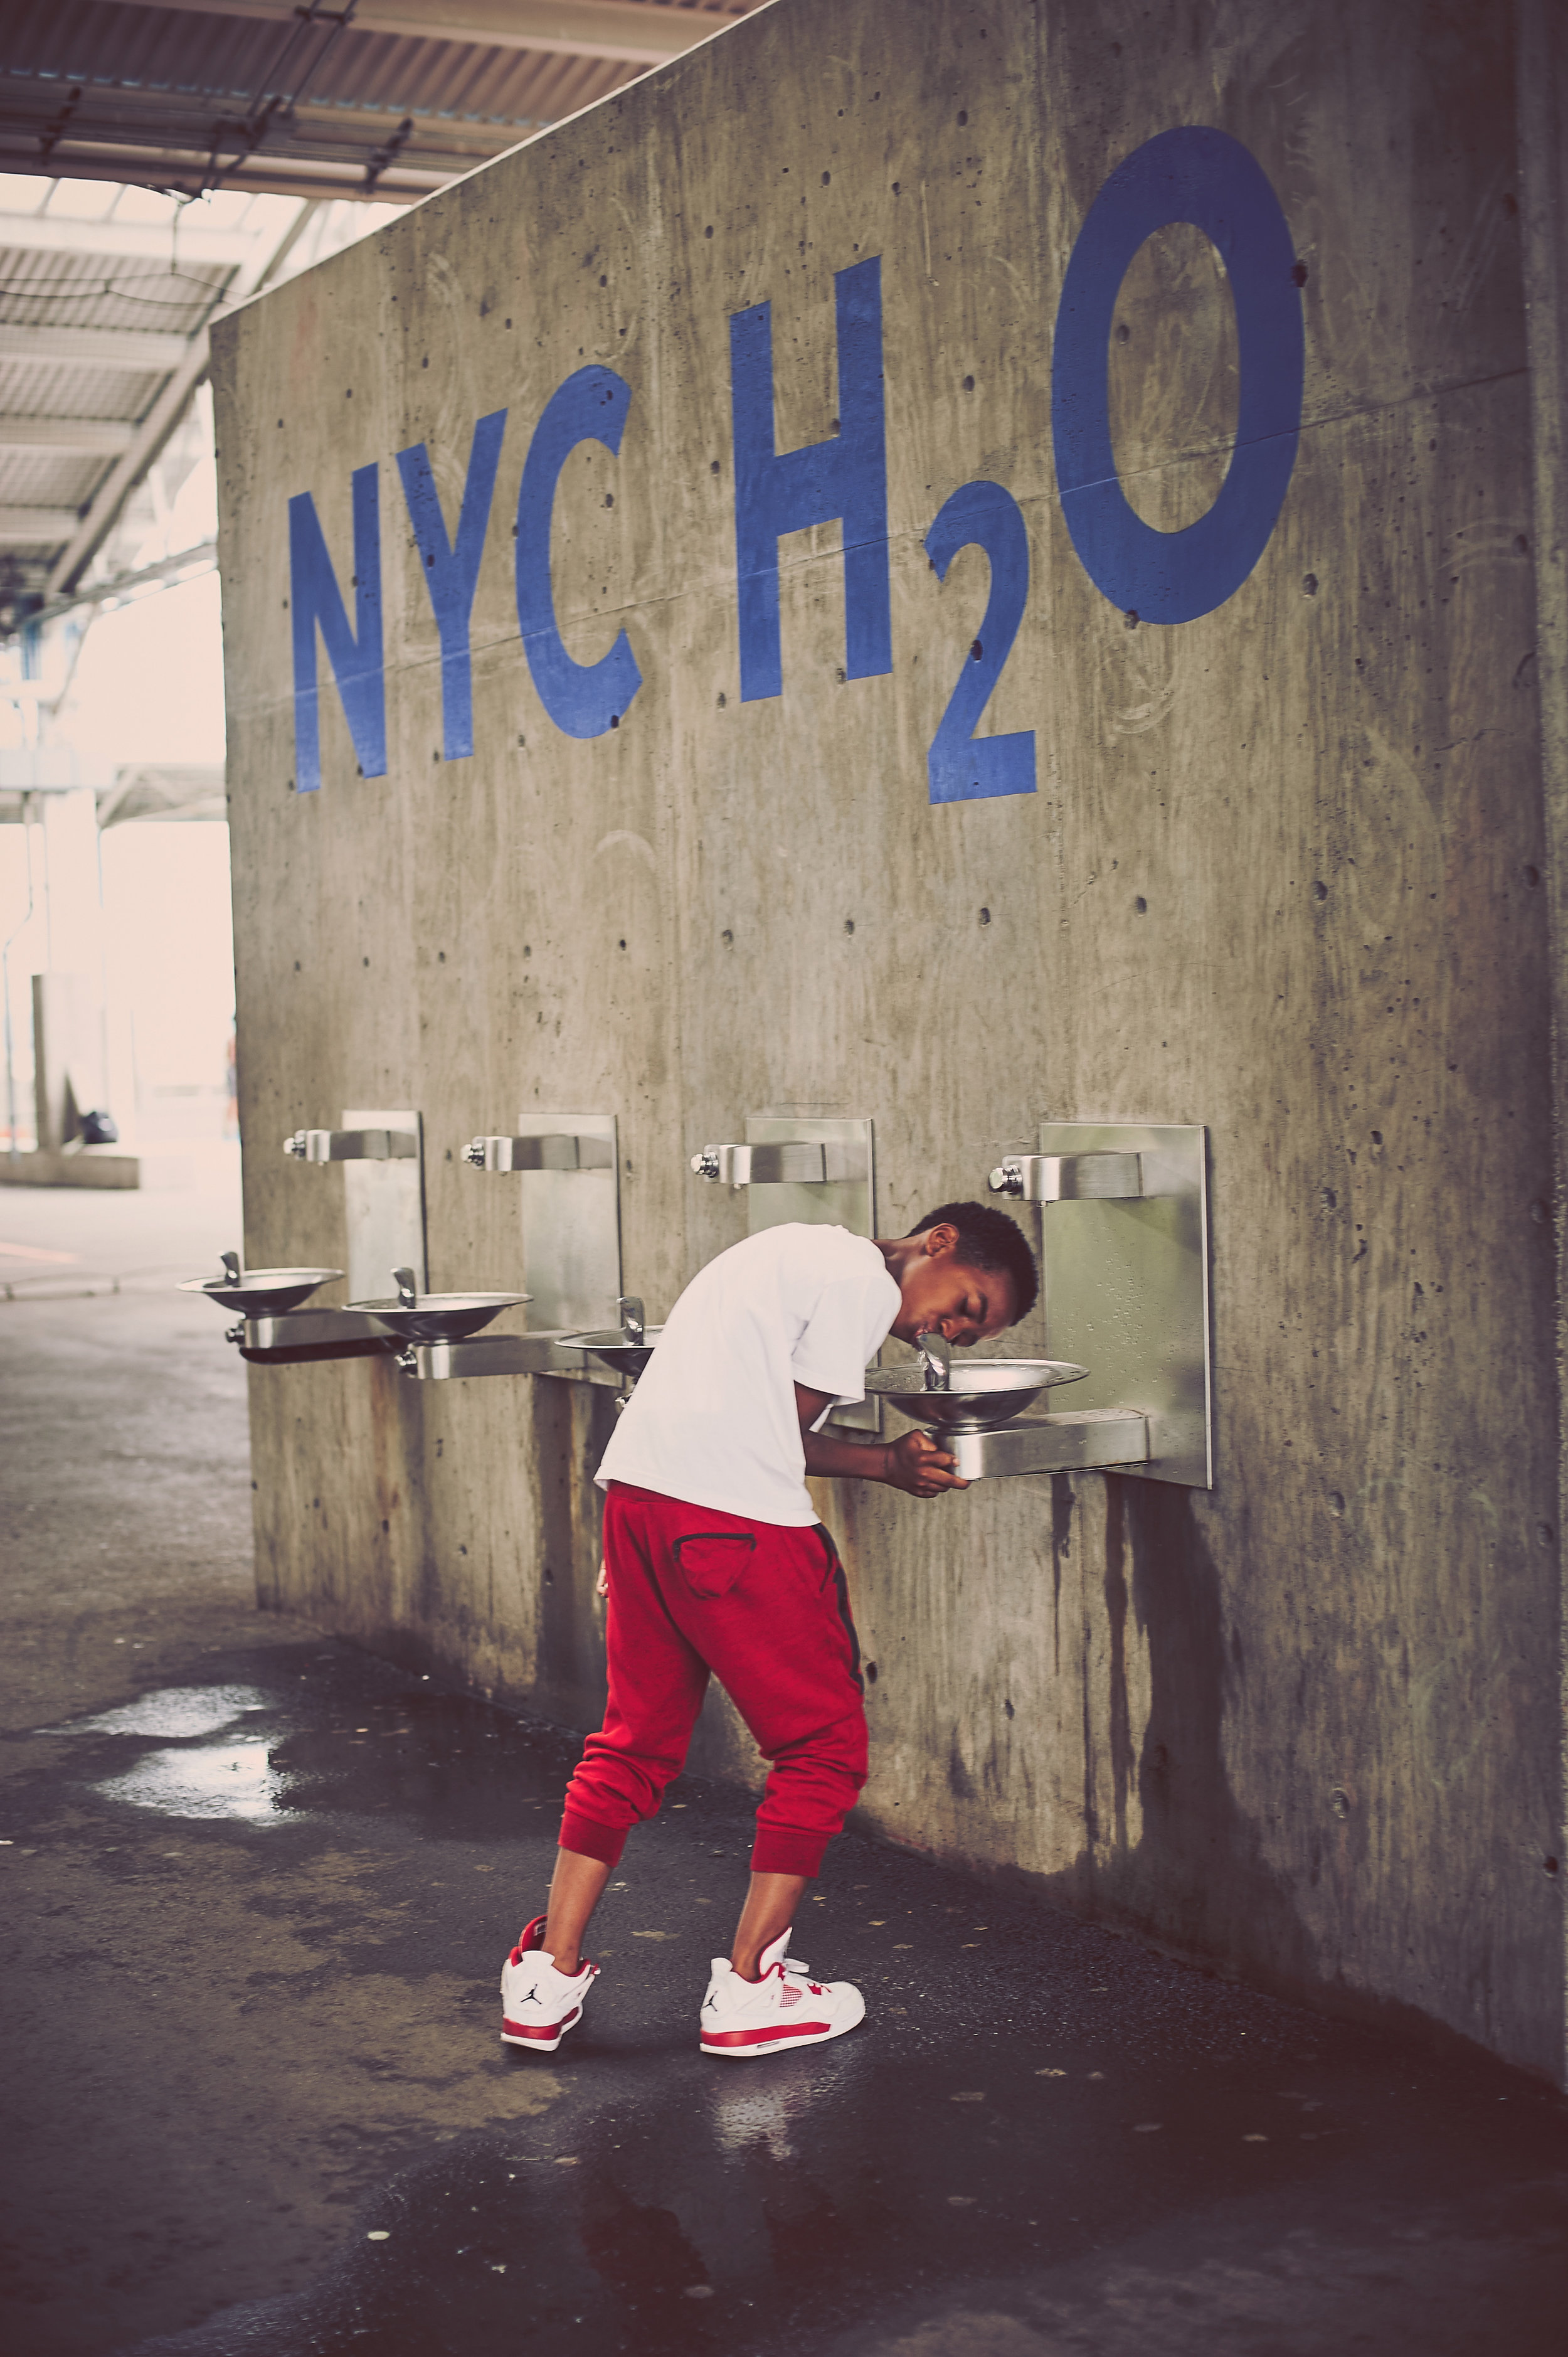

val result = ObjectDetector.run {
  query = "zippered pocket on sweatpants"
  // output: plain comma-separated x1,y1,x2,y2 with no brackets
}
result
672,1530,756,1599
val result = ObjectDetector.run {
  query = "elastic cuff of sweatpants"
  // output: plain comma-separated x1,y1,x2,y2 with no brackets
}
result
558,1809,628,1868
750,1827,829,1878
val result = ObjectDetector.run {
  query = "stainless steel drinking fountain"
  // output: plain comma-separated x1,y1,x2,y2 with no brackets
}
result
692,1114,878,1431
462,1112,619,1331
573,1294,664,1378
398,1112,635,1386
980,1119,1213,1486
195,1104,435,1365
179,1250,397,1366
349,1264,531,1372
282,1106,428,1300
866,1356,1150,1480
181,1252,342,1319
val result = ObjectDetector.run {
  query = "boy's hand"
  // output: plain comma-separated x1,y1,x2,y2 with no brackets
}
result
882,1429,969,1497
595,1560,609,1599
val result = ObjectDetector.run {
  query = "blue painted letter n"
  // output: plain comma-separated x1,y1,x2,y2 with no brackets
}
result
729,255,891,703
289,462,386,794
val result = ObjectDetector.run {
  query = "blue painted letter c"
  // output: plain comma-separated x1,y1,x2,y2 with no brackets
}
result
515,366,642,739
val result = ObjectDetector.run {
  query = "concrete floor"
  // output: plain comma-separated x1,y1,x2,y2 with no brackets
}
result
2,1177,1566,2357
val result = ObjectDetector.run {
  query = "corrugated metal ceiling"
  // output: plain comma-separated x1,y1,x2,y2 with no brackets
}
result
1,0,764,201
0,0,768,631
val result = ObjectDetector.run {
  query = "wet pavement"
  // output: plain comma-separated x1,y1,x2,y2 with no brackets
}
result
3,1200,1567,2356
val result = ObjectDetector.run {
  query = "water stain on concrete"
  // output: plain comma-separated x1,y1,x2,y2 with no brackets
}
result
1047,1479,1323,2013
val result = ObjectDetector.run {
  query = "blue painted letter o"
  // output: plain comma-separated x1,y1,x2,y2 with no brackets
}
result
1051,126,1305,624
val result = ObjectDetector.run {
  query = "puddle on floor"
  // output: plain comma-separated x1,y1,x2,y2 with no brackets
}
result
96,1734,291,1822
42,1686,274,1740
34,1660,584,1831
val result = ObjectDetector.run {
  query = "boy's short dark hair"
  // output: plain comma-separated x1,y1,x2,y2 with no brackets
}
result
911,1200,1039,1324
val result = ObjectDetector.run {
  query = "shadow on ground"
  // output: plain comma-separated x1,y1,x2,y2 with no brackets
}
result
2,1637,1565,2357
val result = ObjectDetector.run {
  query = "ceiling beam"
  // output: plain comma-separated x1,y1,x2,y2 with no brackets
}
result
0,149,442,205
0,209,263,267
0,324,193,373
0,419,136,455
0,509,82,544
98,0,755,66
0,71,529,159
45,201,318,601
18,540,216,636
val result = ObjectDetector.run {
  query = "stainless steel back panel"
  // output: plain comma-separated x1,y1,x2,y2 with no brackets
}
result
513,1111,621,1333
745,1114,878,1432
342,1108,426,1303
1035,1120,1212,1487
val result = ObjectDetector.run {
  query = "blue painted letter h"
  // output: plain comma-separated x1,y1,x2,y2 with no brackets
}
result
729,255,891,703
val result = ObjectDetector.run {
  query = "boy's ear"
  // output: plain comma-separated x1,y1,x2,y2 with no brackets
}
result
920,1223,960,1258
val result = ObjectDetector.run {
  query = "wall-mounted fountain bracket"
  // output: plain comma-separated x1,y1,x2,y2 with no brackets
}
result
283,1127,417,1163
233,1308,400,1366
691,1139,869,1187
941,1407,1148,1481
987,1120,1212,1488
396,1330,625,1386
988,1151,1147,1202
281,1107,428,1302
464,1133,614,1173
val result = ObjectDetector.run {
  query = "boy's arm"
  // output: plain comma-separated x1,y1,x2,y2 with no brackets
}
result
796,1384,970,1498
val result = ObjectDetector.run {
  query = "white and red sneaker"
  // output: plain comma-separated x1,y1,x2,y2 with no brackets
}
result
500,1915,597,2052
699,1925,864,2059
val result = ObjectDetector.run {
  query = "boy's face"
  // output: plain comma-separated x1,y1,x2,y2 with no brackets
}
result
889,1225,1019,1349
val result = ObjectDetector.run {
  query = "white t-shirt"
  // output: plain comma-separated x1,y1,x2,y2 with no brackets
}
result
595,1223,901,1526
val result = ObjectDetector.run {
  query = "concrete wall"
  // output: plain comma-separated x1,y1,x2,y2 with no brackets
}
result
212,0,1566,2078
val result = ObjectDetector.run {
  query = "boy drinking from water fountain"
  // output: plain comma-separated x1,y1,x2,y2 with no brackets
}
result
501,1202,1038,2059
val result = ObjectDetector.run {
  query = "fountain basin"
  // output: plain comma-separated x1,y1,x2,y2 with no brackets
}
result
568,1326,665,1380
866,1358,1088,1432
180,1267,343,1317
351,1290,529,1345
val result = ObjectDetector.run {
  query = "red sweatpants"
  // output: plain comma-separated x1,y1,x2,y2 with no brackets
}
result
558,1481,869,1878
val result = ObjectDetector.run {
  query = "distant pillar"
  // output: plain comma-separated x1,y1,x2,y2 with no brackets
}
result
33,786,110,1148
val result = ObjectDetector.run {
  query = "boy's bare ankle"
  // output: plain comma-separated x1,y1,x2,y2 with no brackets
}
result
527,1922,581,1974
